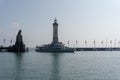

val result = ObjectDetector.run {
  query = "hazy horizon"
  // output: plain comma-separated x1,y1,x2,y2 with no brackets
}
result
0,0,120,48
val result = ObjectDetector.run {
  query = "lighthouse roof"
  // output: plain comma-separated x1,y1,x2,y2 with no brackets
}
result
53,18,58,25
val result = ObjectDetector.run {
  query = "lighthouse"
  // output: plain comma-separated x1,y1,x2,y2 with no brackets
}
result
36,18,74,52
53,18,58,43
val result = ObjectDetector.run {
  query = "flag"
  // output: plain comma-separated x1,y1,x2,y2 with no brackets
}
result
76,40,78,44
85,40,87,44
10,39,12,43
93,40,95,44
110,41,112,44
67,40,69,44
101,40,103,44
118,41,120,44
3,39,5,43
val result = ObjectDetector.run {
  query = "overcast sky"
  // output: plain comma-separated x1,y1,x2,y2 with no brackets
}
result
0,0,120,47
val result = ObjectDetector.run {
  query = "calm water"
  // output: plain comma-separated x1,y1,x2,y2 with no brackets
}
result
0,51,120,80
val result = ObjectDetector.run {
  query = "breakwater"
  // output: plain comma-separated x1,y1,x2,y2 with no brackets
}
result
75,47,120,51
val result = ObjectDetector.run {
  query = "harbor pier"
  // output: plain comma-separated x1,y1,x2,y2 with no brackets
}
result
75,47,120,51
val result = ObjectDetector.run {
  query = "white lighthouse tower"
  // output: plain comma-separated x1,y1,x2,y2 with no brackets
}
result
35,18,74,52
53,18,58,43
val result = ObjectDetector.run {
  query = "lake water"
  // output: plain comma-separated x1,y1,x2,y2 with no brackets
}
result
0,51,120,80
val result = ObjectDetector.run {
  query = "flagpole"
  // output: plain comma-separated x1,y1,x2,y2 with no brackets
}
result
10,39,12,45
67,40,69,47
118,41,120,47
85,40,87,48
94,40,95,48
101,40,103,48
114,39,116,47
110,40,112,50
106,39,107,48
76,40,78,48
3,39,5,47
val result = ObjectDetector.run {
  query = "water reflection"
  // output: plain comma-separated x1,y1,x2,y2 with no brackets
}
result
14,53,24,80
51,53,63,80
